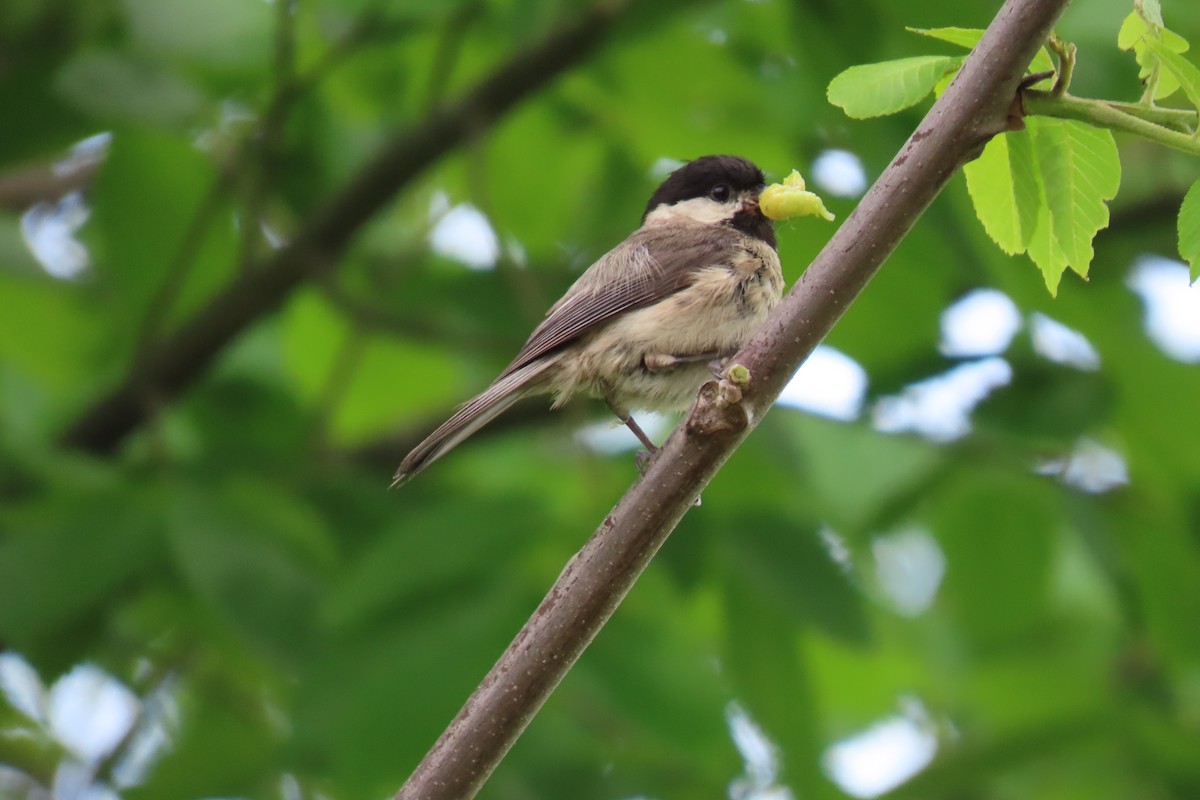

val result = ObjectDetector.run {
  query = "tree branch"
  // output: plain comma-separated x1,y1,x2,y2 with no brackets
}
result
58,0,645,455
394,0,1070,797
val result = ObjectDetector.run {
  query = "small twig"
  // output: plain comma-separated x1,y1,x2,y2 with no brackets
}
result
132,176,231,360
1102,99,1196,132
293,9,418,95
311,326,368,448
1023,90,1200,155
1047,34,1075,96
273,0,297,87
235,0,299,270
422,2,484,111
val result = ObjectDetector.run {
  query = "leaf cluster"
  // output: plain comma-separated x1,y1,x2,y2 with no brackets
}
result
828,13,1200,292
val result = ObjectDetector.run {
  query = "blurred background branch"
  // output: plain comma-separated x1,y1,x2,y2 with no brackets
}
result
58,0,651,456
0,158,99,211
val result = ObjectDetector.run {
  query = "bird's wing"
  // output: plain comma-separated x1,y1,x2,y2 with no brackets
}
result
500,223,738,376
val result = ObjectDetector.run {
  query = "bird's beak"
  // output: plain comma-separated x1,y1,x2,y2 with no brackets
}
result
744,191,766,218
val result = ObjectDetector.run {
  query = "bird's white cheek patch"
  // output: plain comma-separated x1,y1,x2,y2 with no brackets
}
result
645,197,736,226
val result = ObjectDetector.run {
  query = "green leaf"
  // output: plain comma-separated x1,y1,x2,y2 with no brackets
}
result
908,26,985,49
1162,27,1191,53
0,489,160,644
908,27,1055,73
281,290,460,444
1121,3,1188,51
0,276,97,392
1027,197,1069,296
168,486,322,662
1180,180,1200,282
1117,12,1146,50
86,129,237,343
781,414,943,531
121,0,271,72
721,515,868,643
1025,118,1121,294
1136,0,1165,29
1032,47,1057,76
54,50,204,126
1144,37,1200,113
964,130,1041,255
332,336,460,444
281,290,350,403
827,56,961,119
1117,11,1191,101
934,469,1059,647
932,67,958,98
720,585,820,779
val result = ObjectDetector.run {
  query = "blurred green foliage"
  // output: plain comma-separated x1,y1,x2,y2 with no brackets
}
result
1,0,1199,798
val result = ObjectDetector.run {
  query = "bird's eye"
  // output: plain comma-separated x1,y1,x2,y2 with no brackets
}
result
709,184,731,202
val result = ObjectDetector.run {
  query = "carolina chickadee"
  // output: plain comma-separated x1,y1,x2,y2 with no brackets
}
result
394,155,783,484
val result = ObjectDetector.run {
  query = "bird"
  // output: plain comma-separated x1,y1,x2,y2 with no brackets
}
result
393,155,784,485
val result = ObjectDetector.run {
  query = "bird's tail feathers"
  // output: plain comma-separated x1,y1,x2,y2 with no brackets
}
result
391,358,557,486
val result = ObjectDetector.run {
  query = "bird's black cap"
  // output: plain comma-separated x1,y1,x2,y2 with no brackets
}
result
642,155,767,219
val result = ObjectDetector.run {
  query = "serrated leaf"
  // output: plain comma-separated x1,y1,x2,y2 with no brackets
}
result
909,26,1055,74
908,26,984,49
1180,180,1200,282
964,130,1042,256
1145,37,1200,113
1027,197,1069,295
827,56,960,119
1026,118,1121,293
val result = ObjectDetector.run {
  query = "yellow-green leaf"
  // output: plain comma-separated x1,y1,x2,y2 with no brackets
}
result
1161,27,1191,53
932,67,958,98
1117,12,1147,50
1145,37,1200,114
827,56,961,119
1030,47,1057,76
1180,180,1200,283
1118,10,1191,100
908,27,1054,73
908,26,984,49
1136,0,1164,29
1027,191,1069,295
1026,118,1121,293
964,130,1041,256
